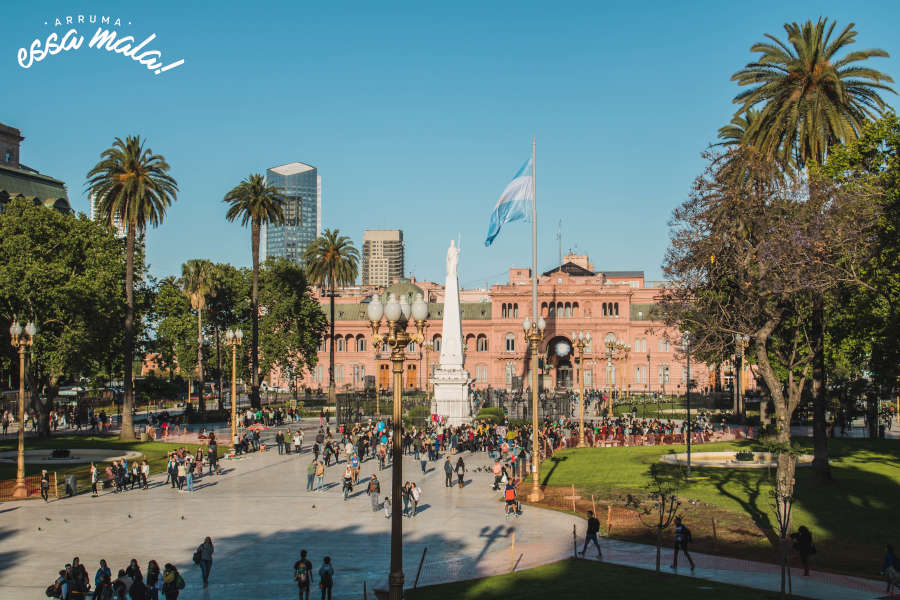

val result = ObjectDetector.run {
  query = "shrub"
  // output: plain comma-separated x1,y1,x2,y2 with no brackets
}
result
476,407,505,422
735,450,756,462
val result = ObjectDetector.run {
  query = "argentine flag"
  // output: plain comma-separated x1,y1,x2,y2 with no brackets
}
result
485,157,533,246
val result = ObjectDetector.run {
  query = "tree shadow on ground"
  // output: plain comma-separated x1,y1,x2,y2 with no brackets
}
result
541,456,568,486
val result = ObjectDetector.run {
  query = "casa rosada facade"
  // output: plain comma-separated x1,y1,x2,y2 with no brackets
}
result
269,254,727,396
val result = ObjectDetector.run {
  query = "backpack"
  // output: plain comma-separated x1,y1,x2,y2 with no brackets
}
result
177,574,185,590
680,525,692,543
295,565,308,584
44,583,60,598
504,488,516,501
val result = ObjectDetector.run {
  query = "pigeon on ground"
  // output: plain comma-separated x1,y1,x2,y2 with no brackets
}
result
180,516,184,520
128,514,132,518
44,517,51,521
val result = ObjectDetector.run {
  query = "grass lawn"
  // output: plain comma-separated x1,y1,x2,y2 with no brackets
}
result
0,435,224,496
537,438,900,579
407,558,807,600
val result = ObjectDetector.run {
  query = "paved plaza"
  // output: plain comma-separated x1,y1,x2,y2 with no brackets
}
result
0,419,890,599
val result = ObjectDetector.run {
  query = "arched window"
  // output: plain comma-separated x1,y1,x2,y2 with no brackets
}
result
564,302,571,317
465,334,476,352
548,303,555,317
585,337,592,353
513,303,519,318
433,335,442,352
505,333,516,352
408,341,417,353
317,338,326,353
604,332,617,347
501,303,508,318
614,302,619,316
541,302,548,317
572,302,579,317
476,335,488,352
357,336,367,353
505,362,515,386
556,302,563,316
602,303,607,316
336,337,346,352
346,334,354,350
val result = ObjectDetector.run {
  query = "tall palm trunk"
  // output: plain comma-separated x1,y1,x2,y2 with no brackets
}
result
329,281,336,407
197,307,205,412
250,218,261,409
811,293,830,479
120,224,136,440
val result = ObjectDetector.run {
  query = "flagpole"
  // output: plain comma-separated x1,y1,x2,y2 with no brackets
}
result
528,136,544,502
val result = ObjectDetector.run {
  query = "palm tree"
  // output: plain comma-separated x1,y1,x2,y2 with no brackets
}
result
224,174,285,409
180,259,217,412
731,18,894,480
303,229,359,407
715,109,761,148
86,136,178,440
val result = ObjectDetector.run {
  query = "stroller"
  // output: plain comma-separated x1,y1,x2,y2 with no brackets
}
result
342,477,353,500
504,486,522,518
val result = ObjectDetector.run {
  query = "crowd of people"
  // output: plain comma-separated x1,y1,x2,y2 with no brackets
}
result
47,556,187,600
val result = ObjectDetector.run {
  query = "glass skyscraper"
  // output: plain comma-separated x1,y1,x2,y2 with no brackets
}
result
264,162,322,265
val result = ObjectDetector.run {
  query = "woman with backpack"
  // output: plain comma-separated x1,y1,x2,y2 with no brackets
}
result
671,516,696,572
790,525,815,576
161,564,184,600
455,456,466,488
318,556,334,600
146,560,163,600
196,537,214,588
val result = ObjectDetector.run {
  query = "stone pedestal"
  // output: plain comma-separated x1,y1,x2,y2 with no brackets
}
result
432,367,471,426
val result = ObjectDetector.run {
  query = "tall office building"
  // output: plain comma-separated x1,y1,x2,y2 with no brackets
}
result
264,162,322,265
361,229,404,286
89,193,125,237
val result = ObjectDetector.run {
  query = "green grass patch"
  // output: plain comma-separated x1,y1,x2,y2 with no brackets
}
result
537,438,900,578
0,435,224,495
408,558,806,600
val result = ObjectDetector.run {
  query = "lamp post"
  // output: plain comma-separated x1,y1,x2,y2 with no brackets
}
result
683,333,692,477
604,340,629,415
734,334,749,419
523,316,546,501
422,340,434,410
571,331,591,447
367,292,428,600
647,352,653,418
225,328,243,445
9,321,37,499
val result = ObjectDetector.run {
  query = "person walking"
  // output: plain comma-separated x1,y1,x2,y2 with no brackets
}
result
578,510,603,558
443,456,453,487
196,536,214,587
315,460,325,491
367,475,381,511
40,469,50,501
161,563,183,600
146,560,163,600
881,544,898,597
402,481,411,516
90,463,100,497
318,556,334,600
306,459,317,491
276,430,285,455
141,460,150,490
491,459,502,491
383,496,391,518
185,458,195,493
176,461,186,491
790,525,815,576
455,456,466,488
671,516,695,572
294,549,314,600
409,482,421,517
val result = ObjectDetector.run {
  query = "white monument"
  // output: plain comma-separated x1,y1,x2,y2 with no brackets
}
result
431,240,472,425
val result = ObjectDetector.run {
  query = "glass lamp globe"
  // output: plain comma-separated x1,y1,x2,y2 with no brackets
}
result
235,329,243,341
9,322,23,337
384,294,401,322
225,329,234,342
411,293,428,321
537,317,546,331
399,295,411,321
367,297,384,322
522,317,531,332
25,322,37,336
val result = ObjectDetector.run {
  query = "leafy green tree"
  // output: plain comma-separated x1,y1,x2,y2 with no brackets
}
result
86,135,178,439
259,258,327,401
152,276,197,386
303,229,359,406
0,198,127,435
206,263,250,410
180,259,217,411
223,174,285,409
730,18,894,479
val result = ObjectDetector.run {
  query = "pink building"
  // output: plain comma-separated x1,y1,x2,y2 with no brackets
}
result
271,254,719,396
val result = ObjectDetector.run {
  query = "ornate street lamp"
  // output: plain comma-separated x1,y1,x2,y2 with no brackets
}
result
9,321,37,499
683,332,693,477
225,328,243,445
367,292,427,600
522,316,546,501
603,339,629,415
571,331,591,447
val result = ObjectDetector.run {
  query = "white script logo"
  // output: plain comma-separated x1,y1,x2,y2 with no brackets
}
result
17,15,185,75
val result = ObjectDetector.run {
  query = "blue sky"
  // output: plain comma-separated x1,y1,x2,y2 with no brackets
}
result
3,1,899,287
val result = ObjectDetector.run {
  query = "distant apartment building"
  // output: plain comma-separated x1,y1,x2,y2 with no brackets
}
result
89,193,126,237
361,229,404,286
263,162,322,265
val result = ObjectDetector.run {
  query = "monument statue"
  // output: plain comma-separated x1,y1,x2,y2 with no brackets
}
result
432,240,471,425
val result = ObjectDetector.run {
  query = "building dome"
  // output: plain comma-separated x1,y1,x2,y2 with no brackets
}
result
380,279,424,304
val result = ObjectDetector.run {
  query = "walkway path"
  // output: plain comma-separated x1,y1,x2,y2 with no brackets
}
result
0,418,890,599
